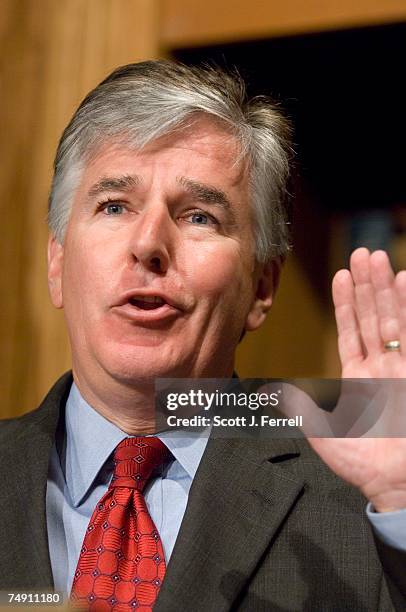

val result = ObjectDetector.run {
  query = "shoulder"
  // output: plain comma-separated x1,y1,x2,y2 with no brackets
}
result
0,371,73,444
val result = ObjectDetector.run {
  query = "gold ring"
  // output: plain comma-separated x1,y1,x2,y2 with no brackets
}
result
384,340,401,351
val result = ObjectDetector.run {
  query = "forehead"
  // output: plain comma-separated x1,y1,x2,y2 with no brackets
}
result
79,117,249,190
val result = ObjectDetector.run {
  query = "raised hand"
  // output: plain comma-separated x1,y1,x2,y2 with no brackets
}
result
332,247,405,377
308,248,406,512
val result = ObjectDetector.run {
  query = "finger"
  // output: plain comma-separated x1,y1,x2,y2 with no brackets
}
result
370,250,399,344
395,270,406,356
350,248,381,355
332,268,364,365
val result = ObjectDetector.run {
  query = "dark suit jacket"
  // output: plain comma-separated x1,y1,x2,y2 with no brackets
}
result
0,372,405,611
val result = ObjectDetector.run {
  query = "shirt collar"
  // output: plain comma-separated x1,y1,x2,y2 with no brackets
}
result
64,382,208,507
159,429,208,479
65,383,126,507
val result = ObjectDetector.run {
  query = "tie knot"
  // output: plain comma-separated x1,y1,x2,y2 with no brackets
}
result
110,437,171,492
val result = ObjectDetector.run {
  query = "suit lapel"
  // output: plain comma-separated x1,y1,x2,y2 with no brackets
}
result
0,372,72,588
0,374,304,601
155,435,304,612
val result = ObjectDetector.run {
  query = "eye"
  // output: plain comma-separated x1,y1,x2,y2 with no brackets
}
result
96,200,126,216
184,210,218,226
191,212,209,225
104,202,124,215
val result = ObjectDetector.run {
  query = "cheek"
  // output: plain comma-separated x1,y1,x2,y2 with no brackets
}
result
61,240,113,314
182,241,254,307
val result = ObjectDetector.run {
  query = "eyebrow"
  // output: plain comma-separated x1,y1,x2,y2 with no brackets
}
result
177,177,232,212
87,174,139,198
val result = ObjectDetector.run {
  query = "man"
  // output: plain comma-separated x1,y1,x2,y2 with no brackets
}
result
0,60,405,611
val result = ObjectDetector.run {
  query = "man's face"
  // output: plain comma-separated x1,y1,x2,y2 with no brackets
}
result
48,117,277,386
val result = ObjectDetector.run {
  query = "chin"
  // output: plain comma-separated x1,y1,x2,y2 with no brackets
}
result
98,347,188,385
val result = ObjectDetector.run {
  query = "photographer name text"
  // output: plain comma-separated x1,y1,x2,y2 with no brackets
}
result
166,415,303,428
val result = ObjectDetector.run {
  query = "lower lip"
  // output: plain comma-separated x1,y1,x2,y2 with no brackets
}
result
112,303,181,325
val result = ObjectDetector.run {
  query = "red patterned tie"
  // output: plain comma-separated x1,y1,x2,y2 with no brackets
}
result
70,437,171,611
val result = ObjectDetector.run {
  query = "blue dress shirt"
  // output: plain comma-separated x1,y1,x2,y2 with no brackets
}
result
46,381,406,596
46,382,208,595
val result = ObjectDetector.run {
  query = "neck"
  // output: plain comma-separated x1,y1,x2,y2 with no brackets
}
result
72,359,235,435
73,368,159,435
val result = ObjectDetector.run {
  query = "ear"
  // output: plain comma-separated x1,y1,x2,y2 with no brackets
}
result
245,257,283,332
47,234,64,309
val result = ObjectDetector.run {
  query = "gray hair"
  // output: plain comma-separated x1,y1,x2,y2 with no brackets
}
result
48,60,292,261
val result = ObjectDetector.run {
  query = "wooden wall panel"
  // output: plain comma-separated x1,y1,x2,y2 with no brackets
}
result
0,0,160,418
4,1,401,418
161,0,406,47
236,255,331,377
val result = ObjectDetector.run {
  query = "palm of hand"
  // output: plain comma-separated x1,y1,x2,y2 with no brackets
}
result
342,352,405,379
309,248,406,512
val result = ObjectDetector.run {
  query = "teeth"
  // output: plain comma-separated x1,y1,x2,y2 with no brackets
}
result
132,295,165,304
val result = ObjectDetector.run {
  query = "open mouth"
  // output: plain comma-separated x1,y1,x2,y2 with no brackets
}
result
113,291,181,324
128,296,167,311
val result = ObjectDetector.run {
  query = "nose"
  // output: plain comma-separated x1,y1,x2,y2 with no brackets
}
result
129,204,172,274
